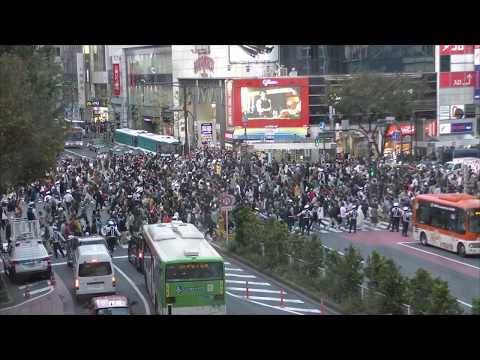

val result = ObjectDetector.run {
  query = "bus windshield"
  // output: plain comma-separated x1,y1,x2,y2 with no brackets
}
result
469,209,480,233
65,131,83,141
166,262,223,282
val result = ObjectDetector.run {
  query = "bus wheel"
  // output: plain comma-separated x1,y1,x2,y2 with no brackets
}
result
457,243,466,258
420,233,428,246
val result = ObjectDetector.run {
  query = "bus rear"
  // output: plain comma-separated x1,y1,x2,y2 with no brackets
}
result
65,128,84,148
413,194,480,257
164,259,226,315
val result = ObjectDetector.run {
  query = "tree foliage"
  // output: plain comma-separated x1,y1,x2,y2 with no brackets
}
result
0,46,64,193
330,73,431,156
471,298,480,315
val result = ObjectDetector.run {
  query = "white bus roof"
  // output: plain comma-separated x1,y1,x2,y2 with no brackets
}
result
116,128,149,136
138,133,180,144
143,222,222,263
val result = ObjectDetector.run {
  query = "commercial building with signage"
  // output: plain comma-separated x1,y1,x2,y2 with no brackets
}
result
435,45,480,154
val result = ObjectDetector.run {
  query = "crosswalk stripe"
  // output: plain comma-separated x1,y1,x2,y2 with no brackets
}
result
225,280,271,286
278,307,322,314
224,262,231,265
319,230,329,234
225,273,256,278
227,287,286,294
28,286,53,296
225,268,243,272
246,296,304,304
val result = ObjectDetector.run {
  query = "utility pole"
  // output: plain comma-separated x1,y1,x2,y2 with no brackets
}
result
183,85,189,155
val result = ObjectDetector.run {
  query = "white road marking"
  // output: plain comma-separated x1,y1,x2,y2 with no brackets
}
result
225,280,271,286
52,262,67,267
397,242,480,271
225,273,256,278
225,268,243,272
28,286,53,296
329,228,343,233
319,230,329,234
0,285,55,312
112,264,151,315
64,149,94,160
279,307,322,314
226,291,303,315
224,262,231,265
227,287,287,294
457,299,473,308
246,296,304,304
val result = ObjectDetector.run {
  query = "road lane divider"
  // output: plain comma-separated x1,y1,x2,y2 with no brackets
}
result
397,242,480,271
225,280,270,286
245,296,304,304
227,287,286,294
226,291,303,315
225,273,256,278
112,264,151,315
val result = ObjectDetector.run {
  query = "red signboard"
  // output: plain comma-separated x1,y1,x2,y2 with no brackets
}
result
386,124,415,137
112,63,121,96
440,45,474,55
439,71,476,88
232,77,309,128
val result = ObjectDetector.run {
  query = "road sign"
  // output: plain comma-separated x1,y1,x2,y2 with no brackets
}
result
219,193,235,209
392,131,401,143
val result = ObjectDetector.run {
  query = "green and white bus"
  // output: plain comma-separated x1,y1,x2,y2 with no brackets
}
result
141,221,226,315
137,132,181,156
114,128,148,148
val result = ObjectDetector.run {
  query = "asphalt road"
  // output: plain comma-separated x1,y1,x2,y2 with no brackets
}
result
312,226,480,311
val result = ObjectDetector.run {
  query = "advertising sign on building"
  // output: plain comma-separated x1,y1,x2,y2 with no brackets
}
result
112,63,121,96
200,123,213,144
232,77,309,129
440,122,473,134
228,45,278,64
439,71,476,88
225,80,233,127
76,53,86,107
440,45,474,55
475,45,480,99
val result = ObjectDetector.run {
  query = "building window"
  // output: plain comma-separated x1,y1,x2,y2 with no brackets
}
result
93,45,106,71
440,55,450,72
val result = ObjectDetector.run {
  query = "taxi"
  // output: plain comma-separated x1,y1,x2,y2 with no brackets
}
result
89,295,137,315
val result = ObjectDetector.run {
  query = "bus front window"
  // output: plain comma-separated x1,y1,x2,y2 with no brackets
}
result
469,209,480,234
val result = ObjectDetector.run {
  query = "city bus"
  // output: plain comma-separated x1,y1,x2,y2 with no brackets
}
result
137,133,181,156
413,194,480,257
141,221,226,315
114,128,148,149
64,127,84,148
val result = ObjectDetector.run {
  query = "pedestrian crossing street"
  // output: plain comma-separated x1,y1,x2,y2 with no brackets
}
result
224,261,324,315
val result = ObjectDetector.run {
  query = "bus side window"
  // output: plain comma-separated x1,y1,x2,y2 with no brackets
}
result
453,210,465,234
417,202,430,225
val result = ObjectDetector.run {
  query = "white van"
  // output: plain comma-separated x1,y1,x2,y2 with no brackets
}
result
73,244,116,300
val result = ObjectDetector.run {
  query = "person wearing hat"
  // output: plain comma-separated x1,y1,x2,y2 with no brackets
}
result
401,206,412,237
51,224,66,259
299,204,312,235
389,202,402,233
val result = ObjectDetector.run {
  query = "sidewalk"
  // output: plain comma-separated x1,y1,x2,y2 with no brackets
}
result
0,273,75,315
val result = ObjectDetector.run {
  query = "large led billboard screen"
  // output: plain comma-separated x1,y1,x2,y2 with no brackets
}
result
232,77,309,129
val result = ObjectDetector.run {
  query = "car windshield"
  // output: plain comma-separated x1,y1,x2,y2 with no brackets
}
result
469,209,480,233
78,262,112,277
96,307,130,315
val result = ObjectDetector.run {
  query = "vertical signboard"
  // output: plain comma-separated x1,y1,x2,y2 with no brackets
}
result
475,45,480,99
76,53,86,108
225,80,233,127
112,63,121,96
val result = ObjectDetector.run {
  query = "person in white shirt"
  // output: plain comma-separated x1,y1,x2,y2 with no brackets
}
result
340,203,347,230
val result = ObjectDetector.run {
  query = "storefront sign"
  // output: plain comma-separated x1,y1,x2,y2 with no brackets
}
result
439,71,475,88
439,122,473,134
474,45,480,68
112,63,121,96
201,123,213,136
225,80,233,127
228,45,278,64
386,124,415,137
194,55,214,77
440,45,474,55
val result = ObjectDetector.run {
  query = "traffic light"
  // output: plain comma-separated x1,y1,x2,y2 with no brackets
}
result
369,162,377,177
315,138,321,147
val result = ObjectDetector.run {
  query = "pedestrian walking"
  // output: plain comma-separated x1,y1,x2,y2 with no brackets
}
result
401,206,411,237
51,225,65,259
348,205,358,233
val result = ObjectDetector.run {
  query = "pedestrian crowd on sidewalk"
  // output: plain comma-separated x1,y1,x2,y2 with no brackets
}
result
1,147,479,254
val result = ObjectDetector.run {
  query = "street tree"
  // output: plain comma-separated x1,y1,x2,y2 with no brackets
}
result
406,268,435,314
428,278,463,315
325,245,363,303
0,46,64,193
329,73,431,157
471,298,480,315
301,234,324,277
262,218,289,269
364,250,386,291
376,258,408,314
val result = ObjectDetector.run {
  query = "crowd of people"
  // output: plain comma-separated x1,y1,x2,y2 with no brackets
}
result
1,145,479,256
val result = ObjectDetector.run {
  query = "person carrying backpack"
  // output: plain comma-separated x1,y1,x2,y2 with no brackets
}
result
348,205,358,233
390,202,402,233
